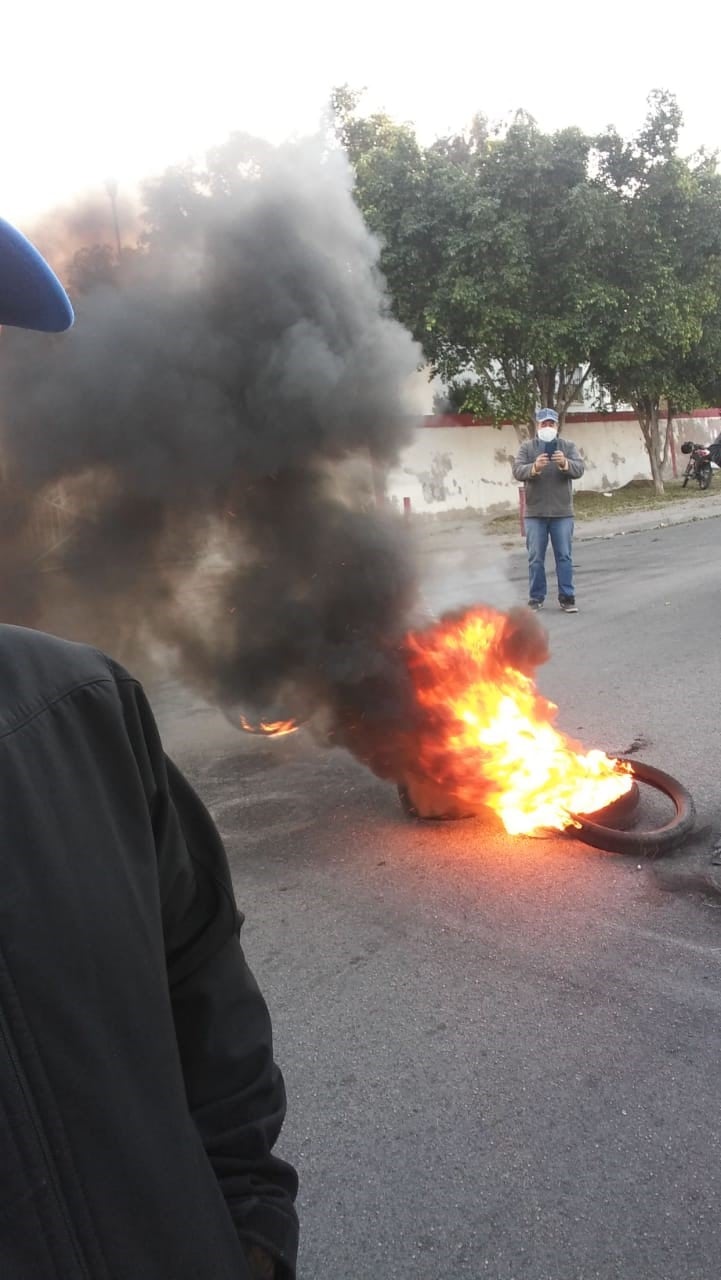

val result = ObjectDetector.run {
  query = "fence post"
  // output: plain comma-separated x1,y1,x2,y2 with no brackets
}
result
518,486,526,537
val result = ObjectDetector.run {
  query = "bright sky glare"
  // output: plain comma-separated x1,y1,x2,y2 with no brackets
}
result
4,1,718,227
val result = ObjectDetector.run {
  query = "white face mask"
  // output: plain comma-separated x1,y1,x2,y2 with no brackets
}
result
537,426,557,444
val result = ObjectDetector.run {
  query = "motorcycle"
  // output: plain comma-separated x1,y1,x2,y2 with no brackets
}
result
680,441,713,490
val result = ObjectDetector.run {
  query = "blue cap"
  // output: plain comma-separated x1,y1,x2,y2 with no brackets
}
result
0,217,74,332
535,407,559,425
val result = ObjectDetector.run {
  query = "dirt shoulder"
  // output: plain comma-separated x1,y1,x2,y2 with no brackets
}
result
409,480,721,549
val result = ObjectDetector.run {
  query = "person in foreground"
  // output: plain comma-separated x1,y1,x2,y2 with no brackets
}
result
0,217,298,1279
512,407,585,613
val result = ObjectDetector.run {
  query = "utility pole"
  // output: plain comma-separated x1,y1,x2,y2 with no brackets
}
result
105,179,122,262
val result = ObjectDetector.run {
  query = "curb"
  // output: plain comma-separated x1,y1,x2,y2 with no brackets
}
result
410,498,721,549
573,505,721,543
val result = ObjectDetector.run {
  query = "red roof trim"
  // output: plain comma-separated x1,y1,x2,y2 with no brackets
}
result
420,409,721,428
670,407,721,419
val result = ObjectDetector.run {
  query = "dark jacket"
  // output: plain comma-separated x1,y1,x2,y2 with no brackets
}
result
0,625,298,1279
511,436,585,517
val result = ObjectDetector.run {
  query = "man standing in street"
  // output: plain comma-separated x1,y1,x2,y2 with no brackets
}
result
512,407,585,613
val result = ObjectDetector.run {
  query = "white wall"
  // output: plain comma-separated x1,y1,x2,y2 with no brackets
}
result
385,413,721,515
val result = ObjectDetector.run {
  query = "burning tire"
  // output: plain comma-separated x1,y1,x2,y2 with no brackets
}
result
580,779,640,829
569,759,695,857
397,760,696,860
397,782,477,821
397,778,641,827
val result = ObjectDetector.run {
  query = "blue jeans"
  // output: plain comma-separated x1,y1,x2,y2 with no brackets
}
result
525,516,575,603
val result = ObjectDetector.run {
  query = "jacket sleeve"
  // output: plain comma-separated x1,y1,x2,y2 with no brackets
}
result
113,668,299,1279
564,440,585,479
511,440,536,481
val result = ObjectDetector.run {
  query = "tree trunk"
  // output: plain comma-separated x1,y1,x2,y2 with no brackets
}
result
532,363,590,430
662,401,675,473
635,397,665,495
534,366,556,409
557,363,591,425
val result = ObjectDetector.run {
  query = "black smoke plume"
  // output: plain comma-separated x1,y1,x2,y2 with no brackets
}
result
0,135,424,733
330,603,550,792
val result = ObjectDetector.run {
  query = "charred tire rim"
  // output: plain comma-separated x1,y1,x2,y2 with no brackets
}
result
398,780,642,826
397,785,419,818
397,784,476,821
569,758,695,857
581,779,640,828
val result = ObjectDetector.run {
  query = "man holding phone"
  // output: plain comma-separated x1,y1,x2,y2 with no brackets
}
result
512,407,585,613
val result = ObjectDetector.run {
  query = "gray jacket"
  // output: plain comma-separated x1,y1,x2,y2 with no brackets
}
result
511,436,585,517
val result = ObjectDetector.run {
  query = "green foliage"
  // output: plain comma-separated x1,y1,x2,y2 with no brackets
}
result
332,87,721,486
68,244,119,295
592,93,721,488
330,91,617,425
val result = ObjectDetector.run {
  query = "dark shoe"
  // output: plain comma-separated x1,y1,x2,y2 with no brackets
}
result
528,600,544,611
559,598,578,613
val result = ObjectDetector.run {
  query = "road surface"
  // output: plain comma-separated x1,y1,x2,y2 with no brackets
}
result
153,513,721,1280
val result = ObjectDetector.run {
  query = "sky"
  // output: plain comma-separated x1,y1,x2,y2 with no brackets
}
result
4,1,719,228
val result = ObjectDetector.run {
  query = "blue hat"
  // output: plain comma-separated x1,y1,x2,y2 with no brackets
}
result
535,407,559,425
0,217,74,332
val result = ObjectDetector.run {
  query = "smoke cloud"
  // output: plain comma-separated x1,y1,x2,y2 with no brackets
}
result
0,134,424,731
329,603,550,790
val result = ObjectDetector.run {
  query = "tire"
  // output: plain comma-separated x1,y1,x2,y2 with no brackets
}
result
699,465,712,490
582,779,640,828
398,780,641,827
397,783,476,821
569,759,695,858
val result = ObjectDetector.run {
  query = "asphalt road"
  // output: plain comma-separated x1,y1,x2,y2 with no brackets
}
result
154,513,721,1280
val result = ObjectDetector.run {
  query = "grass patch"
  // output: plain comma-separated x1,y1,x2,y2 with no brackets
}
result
487,478,719,534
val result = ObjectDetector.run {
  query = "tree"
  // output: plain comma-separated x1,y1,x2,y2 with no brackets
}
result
67,244,119,296
331,90,619,432
673,297,721,412
442,114,619,429
329,86,444,358
592,92,721,492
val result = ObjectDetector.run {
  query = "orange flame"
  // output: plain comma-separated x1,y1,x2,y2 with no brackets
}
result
238,715,299,738
405,608,631,835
